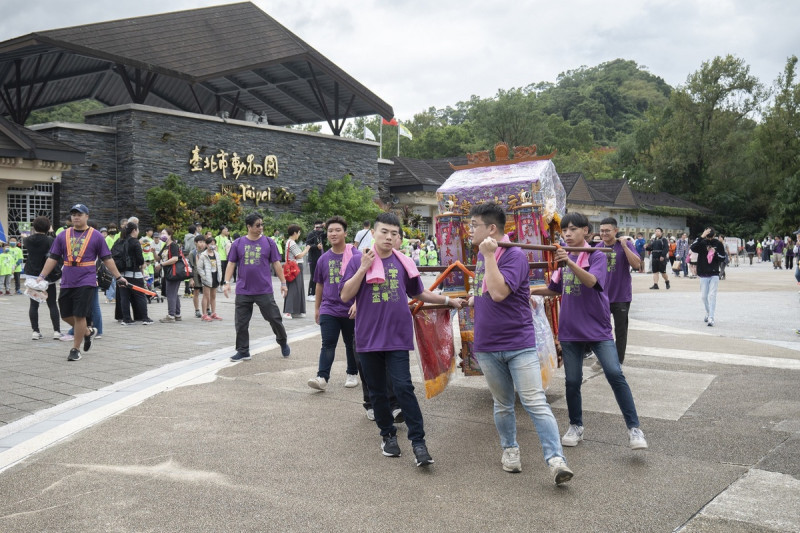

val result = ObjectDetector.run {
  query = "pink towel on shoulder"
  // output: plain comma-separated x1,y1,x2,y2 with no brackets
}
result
367,249,420,284
550,241,592,285
706,248,715,264
339,244,356,275
482,234,512,293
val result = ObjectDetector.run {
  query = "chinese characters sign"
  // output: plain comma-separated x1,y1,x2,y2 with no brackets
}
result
189,146,278,180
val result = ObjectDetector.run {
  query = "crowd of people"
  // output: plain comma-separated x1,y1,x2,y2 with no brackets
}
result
7,202,799,481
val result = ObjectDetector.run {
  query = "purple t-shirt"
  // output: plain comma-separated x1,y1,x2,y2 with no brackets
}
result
340,254,425,352
473,246,536,352
547,249,613,342
227,235,281,295
595,239,638,303
49,228,110,288
313,249,357,317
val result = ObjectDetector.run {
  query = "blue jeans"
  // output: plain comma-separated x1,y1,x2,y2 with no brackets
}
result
358,350,425,445
106,278,116,301
317,314,357,380
68,287,103,336
475,348,565,463
699,275,719,320
561,340,640,429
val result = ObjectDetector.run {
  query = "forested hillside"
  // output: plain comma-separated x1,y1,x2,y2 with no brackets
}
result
345,56,800,237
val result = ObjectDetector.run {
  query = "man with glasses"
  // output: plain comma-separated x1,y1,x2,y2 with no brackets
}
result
305,220,326,301
591,217,641,371
224,212,290,361
37,204,128,361
467,202,574,484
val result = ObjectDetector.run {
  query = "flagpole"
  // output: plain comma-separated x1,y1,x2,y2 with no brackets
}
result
379,117,383,159
397,122,400,157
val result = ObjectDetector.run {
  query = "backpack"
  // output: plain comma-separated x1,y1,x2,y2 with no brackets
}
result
96,259,114,290
111,238,133,272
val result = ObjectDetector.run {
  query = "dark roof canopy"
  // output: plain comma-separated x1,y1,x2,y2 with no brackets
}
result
0,115,84,163
389,156,467,192
0,2,392,134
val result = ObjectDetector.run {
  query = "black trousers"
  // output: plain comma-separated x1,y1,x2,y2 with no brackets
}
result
29,282,61,333
610,301,630,364
307,255,320,296
234,293,287,355
119,276,150,322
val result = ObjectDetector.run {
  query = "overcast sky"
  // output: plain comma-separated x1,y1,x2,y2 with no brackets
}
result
2,0,798,121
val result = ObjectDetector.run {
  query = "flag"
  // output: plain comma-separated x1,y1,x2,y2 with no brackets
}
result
398,123,413,140
382,117,398,126
363,126,376,141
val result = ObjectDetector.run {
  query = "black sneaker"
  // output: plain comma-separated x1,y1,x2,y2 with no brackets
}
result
649,284,659,290
392,408,405,423
120,321,134,326
413,443,434,467
142,318,154,325
381,435,401,457
195,310,202,318
68,348,81,361
280,343,291,357
83,327,97,352
230,352,252,362
665,281,671,289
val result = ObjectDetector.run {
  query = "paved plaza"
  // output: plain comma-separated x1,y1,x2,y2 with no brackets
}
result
0,261,799,532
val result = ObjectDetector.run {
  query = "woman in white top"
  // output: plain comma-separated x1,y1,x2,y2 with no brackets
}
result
197,237,222,321
283,224,311,319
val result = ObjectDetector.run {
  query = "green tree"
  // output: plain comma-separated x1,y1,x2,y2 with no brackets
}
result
26,99,105,125
146,174,210,231
763,170,800,236
302,174,382,239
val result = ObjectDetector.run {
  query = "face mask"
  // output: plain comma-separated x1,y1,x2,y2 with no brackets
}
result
209,245,216,250
10,242,17,247
160,235,168,242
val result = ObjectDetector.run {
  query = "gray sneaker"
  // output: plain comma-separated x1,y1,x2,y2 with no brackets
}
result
562,424,584,447
307,376,327,391
381,435,401,457
159,315,176,323
501,447,521,473
628,427,648,450
365,408,375,421
548,456,574,485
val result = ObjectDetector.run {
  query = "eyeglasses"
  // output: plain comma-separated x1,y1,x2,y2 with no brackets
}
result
469,223,488,229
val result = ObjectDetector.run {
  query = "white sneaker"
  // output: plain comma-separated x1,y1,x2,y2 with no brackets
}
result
501,447,521,473
548,456,574,485
344,374,359,388
52,331,63,340
562,424,584,447
629,427,648,450
283,313,292,320
590,360,603,373
32,331,43,340
365,408,375,421
307,376,327,391
306,295,316,301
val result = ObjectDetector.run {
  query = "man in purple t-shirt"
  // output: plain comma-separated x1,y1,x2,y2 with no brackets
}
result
532,212,648,451
340,212,463,467
594,217,642,369
38,204,128,362
307,216,359,391
223,212,289,361
468,202,573,485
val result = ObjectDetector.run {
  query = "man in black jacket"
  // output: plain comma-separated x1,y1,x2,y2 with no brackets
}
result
305,220,325,300
647,228,670,290
690,227,726,327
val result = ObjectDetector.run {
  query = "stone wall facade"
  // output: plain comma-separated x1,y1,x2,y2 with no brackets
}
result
35,104,382,228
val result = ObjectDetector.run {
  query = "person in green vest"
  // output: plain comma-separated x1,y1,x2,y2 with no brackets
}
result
215,226,232,292
427,244,438,266
271,228,285,257
0,241,14,295
419,243,428,267
140,227,157,293
8,236,24,294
